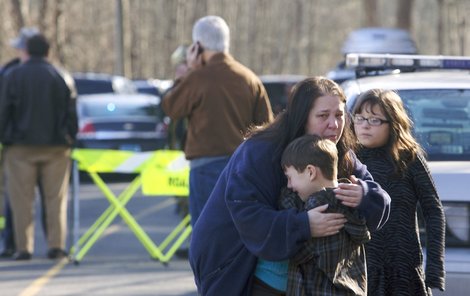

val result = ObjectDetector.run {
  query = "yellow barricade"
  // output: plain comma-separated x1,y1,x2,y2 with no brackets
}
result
70,148,191,264
141,150,189,196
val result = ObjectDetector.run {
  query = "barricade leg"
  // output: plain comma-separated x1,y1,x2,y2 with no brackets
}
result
93,180,191,263
151,214,192,262
70,160,80,263
70,174,141,251
71,172,142,262
71,171,192,264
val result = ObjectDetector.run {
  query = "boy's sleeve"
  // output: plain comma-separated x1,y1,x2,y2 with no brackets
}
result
343,210,371,244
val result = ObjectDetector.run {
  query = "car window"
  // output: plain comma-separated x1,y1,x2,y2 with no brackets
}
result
82,101,157,118
398,89,470,161
263,82,296,115
75,79,114,95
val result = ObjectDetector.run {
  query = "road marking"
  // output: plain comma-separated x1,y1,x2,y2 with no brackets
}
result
18,258,68,296
17,198,176,295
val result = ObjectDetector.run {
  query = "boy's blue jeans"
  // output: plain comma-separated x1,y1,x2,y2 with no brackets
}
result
189,156,230,226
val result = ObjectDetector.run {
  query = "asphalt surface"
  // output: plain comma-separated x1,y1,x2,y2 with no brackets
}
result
0,180,198,296
1,178,469,295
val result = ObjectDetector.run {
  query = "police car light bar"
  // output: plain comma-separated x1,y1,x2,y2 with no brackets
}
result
346,53,470,71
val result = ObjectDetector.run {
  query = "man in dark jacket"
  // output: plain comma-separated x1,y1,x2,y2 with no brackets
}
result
0,34,77,260
0,27,40,258
0,28,71,259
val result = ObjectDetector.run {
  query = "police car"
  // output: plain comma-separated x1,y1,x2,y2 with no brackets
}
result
341,54,470,284
327,27,417,84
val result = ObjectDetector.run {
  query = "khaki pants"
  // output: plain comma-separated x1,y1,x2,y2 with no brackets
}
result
4,145,71,253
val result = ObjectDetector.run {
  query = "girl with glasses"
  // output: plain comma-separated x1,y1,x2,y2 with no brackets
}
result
352,89,445,295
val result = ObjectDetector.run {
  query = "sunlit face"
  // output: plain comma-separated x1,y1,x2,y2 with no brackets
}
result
284,165,316,201
354,104,390,148
305,95,345,143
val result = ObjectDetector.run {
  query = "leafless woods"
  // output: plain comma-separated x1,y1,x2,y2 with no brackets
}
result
0,0,468,79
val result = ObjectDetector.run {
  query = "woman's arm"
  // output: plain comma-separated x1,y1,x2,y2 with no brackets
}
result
334,152,391,232
225,139,345,261
224,140,310,261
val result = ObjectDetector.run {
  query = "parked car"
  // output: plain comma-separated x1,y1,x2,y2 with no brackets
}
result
342,53,470,253
76,93,168,152
260,74,307,115
73,72,137,95
327,27,418,83
133,79,174,97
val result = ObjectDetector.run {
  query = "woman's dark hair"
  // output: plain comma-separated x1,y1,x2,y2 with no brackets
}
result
26,34,50,57
249,76,356,178
351,89,424,176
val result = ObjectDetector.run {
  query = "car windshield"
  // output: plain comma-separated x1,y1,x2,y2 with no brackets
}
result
398,89,470,161
82,101,157,118
75,79,114,95
263,82,289,115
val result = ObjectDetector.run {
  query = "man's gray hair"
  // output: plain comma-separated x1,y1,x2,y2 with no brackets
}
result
192,15,230,53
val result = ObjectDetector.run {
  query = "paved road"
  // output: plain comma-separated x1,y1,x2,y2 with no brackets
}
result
0,180,198,296
1,179,469,295
433,248,470,296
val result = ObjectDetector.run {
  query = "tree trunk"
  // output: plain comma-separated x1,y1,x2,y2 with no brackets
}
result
396,0,414,30
437,0,445,53
38,0,48,32
114,0,124,75
8,0,24,32
363,0,378,27
49,0,63,64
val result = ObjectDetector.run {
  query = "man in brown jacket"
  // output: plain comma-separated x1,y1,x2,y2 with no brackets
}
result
162,15,273,225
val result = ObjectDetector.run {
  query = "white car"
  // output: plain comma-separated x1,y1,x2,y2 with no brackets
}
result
341,54,470,291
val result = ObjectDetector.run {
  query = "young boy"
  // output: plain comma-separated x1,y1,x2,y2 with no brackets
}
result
280,134,370,295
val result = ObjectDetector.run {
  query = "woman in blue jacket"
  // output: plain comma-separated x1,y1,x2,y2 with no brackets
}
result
189,77,391,295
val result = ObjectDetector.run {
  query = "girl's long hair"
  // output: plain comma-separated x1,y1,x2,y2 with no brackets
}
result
351,89,424,176
248,76,356,178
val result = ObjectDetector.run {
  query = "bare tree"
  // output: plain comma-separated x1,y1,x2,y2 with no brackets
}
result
396,0,414,30
37,0,48,32
459,15,466,55
8,0,24,32
1,0,469,79
363,0,378,27
437,0,445,53
48,0,64,64
114,0,124,75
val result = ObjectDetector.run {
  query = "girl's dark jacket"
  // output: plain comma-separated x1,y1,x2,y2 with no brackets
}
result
358,147,445,295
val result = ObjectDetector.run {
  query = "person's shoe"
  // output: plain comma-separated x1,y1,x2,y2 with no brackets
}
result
47,248,67,259
13,251,32,261
0,248,15,258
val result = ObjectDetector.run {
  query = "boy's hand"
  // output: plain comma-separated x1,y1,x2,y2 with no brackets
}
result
334,175,363,208
307,204,346,237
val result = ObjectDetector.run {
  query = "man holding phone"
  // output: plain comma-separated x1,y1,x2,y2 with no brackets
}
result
162,15,273,226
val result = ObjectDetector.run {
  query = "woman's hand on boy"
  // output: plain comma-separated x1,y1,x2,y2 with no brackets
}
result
334,175,363,208
307,204,346,237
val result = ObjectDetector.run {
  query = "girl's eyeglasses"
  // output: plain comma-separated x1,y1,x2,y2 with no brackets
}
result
353,115,389,126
